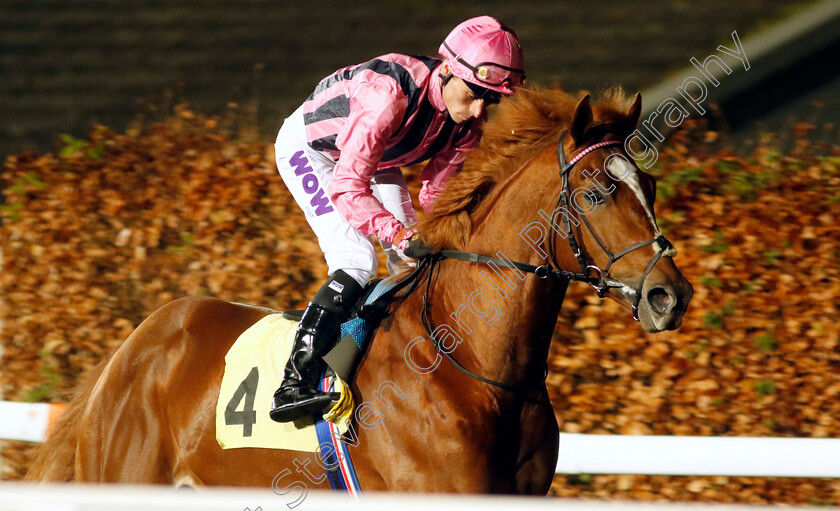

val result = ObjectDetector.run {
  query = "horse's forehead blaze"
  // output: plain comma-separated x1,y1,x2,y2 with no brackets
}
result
606,156,661,238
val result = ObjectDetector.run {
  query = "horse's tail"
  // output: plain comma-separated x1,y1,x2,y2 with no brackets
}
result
24,356,110,482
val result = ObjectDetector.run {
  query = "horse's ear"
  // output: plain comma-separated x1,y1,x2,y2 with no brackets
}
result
627,92,642,129
570,94,592,145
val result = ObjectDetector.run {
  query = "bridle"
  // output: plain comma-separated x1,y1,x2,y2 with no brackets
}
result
550,131,676,320
371,131,676,392
437,131,676,318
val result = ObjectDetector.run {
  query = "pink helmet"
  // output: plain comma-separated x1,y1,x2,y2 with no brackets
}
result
439,16,525,97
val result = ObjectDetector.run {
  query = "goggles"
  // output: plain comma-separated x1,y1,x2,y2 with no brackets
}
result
442,41,526,90
463,80,502,105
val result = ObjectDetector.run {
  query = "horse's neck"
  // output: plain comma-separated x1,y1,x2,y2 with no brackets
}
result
441,151,574,385
430,260,565,388
469,149,578,270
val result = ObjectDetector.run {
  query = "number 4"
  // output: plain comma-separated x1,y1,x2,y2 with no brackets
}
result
225,366,259,437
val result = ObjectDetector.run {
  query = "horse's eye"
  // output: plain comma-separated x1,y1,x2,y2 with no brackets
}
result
586,188,606,205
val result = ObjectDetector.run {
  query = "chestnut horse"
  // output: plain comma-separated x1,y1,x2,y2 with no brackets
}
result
27,86,692,495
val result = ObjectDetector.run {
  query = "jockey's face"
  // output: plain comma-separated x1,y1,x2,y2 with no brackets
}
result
441,63,488,124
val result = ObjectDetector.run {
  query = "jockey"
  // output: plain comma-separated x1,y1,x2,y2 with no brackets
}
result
270,16,525,423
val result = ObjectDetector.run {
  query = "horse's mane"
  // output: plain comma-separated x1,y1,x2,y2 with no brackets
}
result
416,84,635,249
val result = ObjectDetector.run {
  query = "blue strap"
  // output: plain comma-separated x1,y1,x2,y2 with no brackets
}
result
315,376,362,494
315,277,397,493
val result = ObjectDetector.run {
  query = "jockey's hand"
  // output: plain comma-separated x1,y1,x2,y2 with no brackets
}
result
404,234,436,259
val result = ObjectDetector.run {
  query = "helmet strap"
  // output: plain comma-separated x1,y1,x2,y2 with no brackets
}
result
440,70,453,88
440,70,454,99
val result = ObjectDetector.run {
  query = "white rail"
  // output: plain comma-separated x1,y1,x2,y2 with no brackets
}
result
0,483,834,511
556,433,840,477
2,401,839,479
0,402,65,443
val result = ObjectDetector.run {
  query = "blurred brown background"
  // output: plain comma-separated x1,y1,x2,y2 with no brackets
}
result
1,0,840,505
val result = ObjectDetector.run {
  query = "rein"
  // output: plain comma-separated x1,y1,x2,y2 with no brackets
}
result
387,132,675,393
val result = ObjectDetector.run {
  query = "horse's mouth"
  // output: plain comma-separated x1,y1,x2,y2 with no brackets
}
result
641,282,693,333
611,278,693,333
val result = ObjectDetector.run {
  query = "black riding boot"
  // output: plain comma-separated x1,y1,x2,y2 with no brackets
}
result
269,270,364,423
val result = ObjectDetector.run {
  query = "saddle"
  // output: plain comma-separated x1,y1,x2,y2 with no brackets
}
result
215,276,407,452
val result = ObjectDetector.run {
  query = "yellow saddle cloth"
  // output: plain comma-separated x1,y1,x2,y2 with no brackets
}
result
215,313,353,452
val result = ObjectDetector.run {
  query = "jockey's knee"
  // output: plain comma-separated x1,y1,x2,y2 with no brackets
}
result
338,268,376,287
324,248,378,287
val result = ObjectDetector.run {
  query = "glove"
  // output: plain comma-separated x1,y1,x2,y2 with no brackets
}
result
403,234,436,259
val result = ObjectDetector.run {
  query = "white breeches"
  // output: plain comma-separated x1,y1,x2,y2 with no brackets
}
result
275,106,418,287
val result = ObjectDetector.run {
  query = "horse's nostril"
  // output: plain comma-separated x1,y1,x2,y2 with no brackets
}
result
647,287,673,315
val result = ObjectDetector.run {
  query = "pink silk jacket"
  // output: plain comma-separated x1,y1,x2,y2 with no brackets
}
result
302,53,483,245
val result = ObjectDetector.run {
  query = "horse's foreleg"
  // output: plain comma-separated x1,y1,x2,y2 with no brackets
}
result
514,392,558,494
